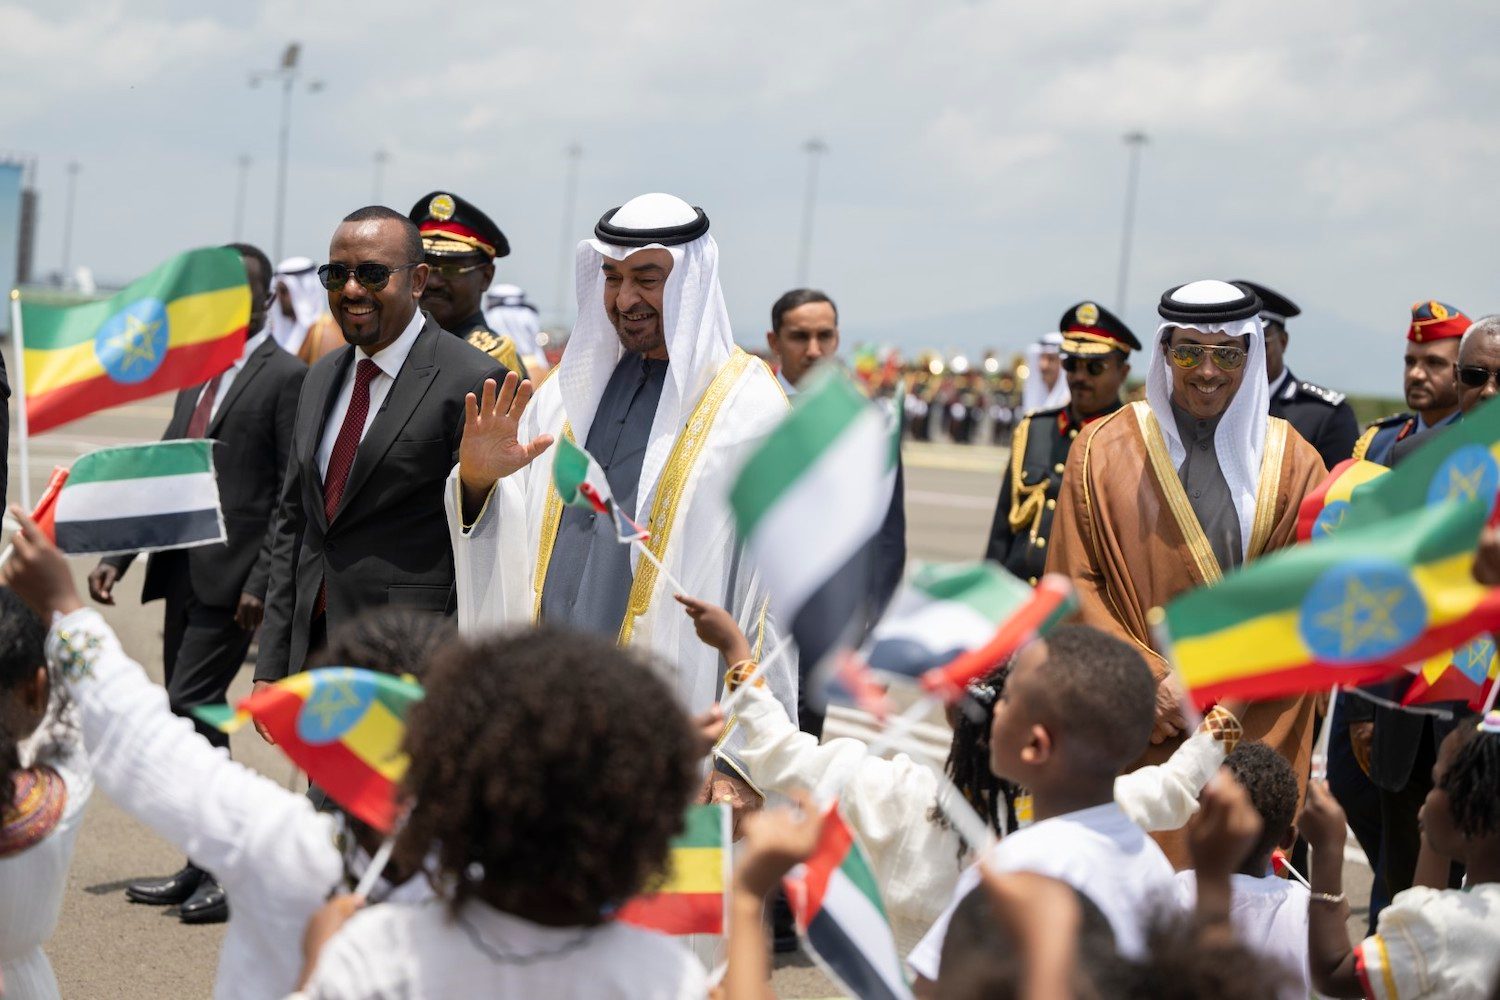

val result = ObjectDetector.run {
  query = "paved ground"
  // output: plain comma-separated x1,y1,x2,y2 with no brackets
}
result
7,399,1369,998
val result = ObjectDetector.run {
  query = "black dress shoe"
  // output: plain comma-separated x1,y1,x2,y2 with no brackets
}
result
179,875,228,924
125,863,205,906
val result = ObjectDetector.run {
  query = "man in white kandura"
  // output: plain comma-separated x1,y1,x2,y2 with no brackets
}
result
445,192,796,811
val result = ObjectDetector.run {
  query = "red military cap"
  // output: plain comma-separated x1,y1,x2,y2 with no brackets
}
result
1408,299,1470,343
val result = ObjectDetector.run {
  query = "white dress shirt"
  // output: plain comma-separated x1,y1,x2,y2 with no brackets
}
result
1175,871,1310,1000
45,608,430,1000
192,328,271,424
316,309,424,478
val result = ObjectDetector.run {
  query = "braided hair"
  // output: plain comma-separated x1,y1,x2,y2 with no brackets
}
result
1440,722,1500,840
929,664,1019,855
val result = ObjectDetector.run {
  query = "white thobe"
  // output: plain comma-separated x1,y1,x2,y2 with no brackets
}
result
446,351,797,770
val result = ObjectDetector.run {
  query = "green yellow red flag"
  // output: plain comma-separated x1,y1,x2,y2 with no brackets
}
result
616,804,729,935
19,248,249,433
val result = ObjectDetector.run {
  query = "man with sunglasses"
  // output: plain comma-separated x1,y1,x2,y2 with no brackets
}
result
1236,280,1360,471
984,301,1138,584
254,207,507,715
408,191,528,379
1352,301,1469,466
1046,280,1325,866
85,242,307,924
1456,316,1500,414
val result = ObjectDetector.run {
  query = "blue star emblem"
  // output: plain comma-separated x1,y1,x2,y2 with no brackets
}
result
1299,561,1427,664
296,669,375,745
94,298,170,384
1426,444,1499,516
1454,636,1495,687
1312,500,1350,539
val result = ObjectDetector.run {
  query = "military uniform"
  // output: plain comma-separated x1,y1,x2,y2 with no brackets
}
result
986,400,1121,582
408,190,527,377
984,300,1139,582
1269,369,1358,469
454,309,528,381
1352,412,1417,465
1351,300,1472,466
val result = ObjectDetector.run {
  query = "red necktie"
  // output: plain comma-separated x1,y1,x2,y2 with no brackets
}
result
316,359,379,615
185,373,224,438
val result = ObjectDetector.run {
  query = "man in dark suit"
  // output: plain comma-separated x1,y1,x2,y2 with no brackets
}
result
86,242,305,924
253,207,505,697
1237,280,1360,469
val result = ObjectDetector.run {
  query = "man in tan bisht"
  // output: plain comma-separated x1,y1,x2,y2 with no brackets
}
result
1046,279,1326,865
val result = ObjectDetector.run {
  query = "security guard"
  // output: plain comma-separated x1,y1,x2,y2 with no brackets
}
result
408,191,528,378
1353,300,1469,465
1236,280,1359,470
983,301,1139,583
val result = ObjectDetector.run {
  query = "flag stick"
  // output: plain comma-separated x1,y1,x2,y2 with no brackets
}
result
10,289,32,510
1481,672,1500,717
628,533,692,599
1311,685,1339,782
353,832,398,899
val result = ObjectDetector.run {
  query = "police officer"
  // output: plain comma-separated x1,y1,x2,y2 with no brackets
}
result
1353,300,1469,465
984,301,1138,583
1236,280,1359,470
408,191,528,378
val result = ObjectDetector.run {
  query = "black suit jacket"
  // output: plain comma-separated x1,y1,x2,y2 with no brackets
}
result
255,314,505,681
103,336,306,608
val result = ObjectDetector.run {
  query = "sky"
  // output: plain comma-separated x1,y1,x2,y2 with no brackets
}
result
3,0,1498,395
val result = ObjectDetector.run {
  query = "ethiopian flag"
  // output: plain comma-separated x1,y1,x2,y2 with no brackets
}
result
195,667,422,832
20,247,249,434
616,804,729,935
1162,494,1500,705
1296,458,1389,542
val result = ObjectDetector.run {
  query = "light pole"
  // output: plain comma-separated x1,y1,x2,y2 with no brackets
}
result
372,149,389,203
250,43,324,262
796,138,828,287
60,160,80,283
554,143,583,323
233,154,251,241
1115,131,1148,316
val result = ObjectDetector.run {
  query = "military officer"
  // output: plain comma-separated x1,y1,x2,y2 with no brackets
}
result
984,300,1139,583
408,191,528,378
1236,280,1358,470
1353,300,1469,465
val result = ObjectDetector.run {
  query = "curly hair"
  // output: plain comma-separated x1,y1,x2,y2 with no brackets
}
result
1223,741,1298,867
0,587,46,809
1101,913,1295,1000
932,664,1019,854
395,626,699,923
306,608,455,681
1440,723,1500,840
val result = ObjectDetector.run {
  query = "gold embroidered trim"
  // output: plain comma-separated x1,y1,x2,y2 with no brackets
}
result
531,423,573,624
1131,402,1222,586
618,350,754,646
1351,424,1377,463
1248,418,1288,559
1006,415,1050,535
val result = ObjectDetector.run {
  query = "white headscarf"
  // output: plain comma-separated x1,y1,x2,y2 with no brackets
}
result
1145,280,1269,560
483,281,547,373
1021,332,1070,413
268,256,325,355
558,193,737,522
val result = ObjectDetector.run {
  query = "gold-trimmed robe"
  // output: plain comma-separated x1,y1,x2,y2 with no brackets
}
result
1045,400,1327,865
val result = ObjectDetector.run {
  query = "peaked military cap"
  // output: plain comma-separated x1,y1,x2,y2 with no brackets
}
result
1057,300,1141,355
409,191,510,259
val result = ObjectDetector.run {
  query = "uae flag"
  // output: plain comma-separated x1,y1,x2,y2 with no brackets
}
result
552,436,649,543
729,368,895,677
865,562,1034,677
32,441,225,556
783,802,913,1000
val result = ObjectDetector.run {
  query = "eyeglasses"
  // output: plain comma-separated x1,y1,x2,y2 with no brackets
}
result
1167,344,1247,371
426,260,488,281
1457,365,1500,389
316,261,420,291
1062,356,1113,376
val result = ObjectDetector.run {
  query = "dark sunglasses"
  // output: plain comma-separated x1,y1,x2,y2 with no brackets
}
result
1457,365,1500,389
1062,356,1114,376
426,260,488,281
317,261,420,291
1167,343,1247,371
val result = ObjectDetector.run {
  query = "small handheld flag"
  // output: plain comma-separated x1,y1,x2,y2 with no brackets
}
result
616,804,729,935
553,436,652,544
42,441,224,556
920,574,1076,700
195,667,423,832
1297,458,1389,542
783,801,913,1000
20,248,250,434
